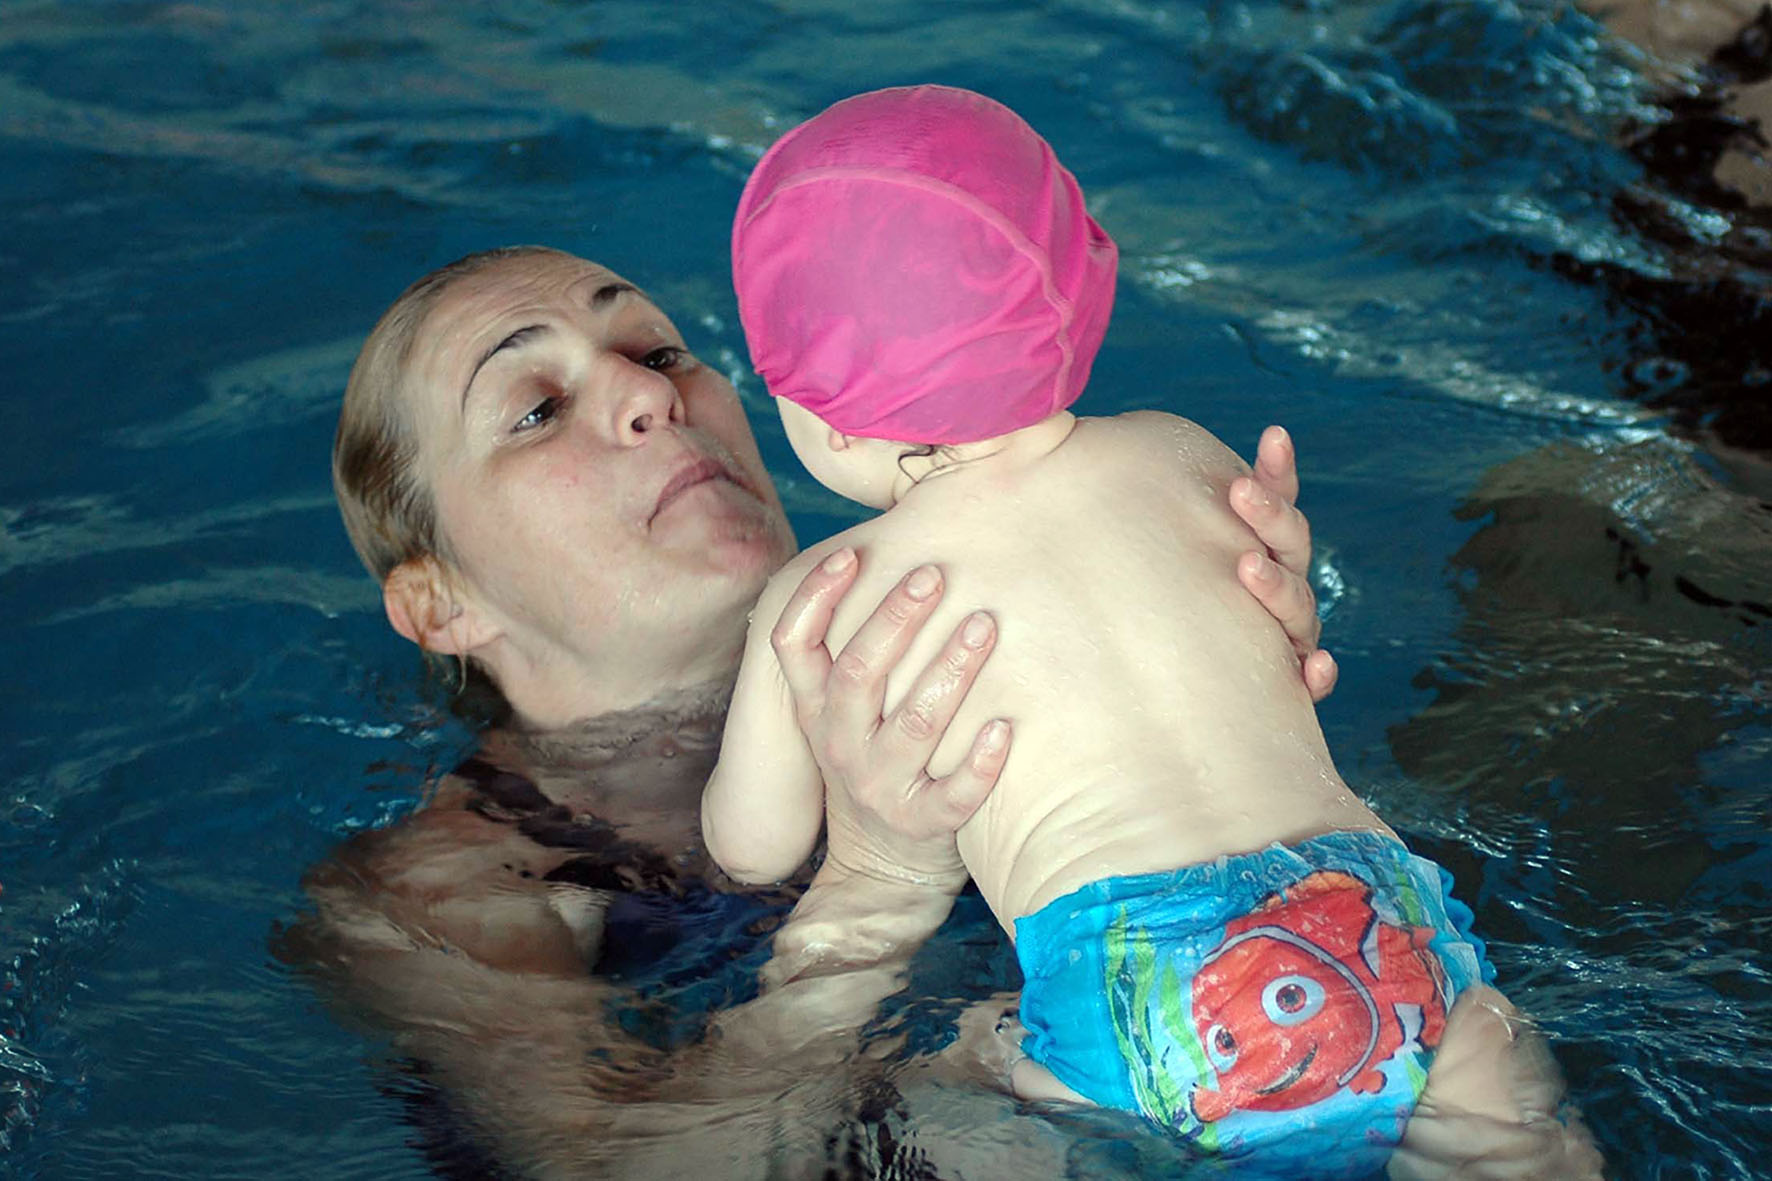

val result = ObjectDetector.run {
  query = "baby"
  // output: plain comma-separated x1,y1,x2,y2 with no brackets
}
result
703,86,1575,1174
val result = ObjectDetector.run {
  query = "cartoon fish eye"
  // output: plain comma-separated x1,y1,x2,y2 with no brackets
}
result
1261,974,1326,1026
1206,1023,1238,1072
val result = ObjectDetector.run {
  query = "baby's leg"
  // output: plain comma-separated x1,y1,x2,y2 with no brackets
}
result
1389,985,1604,1179
1009,1050,1092,1106
943,995,1093,1106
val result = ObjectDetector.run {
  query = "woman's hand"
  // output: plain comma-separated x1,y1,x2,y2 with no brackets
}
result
769,551,1008,892
1230,425,1338,702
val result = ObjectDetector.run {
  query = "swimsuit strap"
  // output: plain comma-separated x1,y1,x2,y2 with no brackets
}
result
452,754,686,897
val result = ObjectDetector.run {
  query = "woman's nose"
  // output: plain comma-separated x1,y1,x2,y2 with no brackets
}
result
609,361,685,445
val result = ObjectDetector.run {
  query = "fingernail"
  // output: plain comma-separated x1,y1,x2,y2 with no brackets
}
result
906,565,940,600
1249,553,1278,584
961,611,993,647
982,719,1010,749
822,547,856,573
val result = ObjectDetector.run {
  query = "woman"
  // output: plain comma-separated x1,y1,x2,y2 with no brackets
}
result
287,245,1333,1178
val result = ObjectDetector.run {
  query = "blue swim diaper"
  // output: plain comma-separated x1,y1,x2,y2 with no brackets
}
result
1012,830,1494,1176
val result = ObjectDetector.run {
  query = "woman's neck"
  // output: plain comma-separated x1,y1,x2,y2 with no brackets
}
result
480,600,750,733
468,679,732,838
498,679,733,770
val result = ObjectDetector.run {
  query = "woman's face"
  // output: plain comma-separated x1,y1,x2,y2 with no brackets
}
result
404,253,797,715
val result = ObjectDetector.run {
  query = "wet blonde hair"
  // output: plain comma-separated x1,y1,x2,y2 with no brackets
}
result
333,245,570,582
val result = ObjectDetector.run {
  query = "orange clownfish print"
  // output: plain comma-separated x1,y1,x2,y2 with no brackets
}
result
1187,870,1449,1124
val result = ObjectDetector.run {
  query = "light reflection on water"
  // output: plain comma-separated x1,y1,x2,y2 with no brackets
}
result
1,0,1767,1176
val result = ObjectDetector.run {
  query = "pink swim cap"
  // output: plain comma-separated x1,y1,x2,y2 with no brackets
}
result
731,85,1118,445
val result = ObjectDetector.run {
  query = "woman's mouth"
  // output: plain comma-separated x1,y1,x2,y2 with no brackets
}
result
650,457,735,524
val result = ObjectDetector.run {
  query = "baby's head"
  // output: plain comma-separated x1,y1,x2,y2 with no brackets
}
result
732,85,1118,503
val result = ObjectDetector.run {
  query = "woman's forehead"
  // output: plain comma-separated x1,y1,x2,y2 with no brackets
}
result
424,254,630,344
410,255,650,391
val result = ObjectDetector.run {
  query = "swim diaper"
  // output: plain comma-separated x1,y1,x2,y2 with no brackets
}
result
1013,830,1495,1176
731,85,1118,445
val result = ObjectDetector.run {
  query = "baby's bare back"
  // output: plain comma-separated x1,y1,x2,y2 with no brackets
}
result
813,412,1382,930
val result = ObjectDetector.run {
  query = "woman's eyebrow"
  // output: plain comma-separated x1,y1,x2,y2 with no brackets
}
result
458,282,644,412
589,281,640,308
462,324,551,413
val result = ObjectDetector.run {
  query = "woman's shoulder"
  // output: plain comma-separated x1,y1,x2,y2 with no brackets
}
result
317,775,524,883
293,772,594,975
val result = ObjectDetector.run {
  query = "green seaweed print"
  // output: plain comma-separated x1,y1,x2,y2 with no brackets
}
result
1103,907,1219,1151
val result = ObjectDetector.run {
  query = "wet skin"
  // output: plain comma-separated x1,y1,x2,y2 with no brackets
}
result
400,254,799,726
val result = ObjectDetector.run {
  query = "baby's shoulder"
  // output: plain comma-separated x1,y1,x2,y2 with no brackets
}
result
753,527,876,637
1075,410,1249,477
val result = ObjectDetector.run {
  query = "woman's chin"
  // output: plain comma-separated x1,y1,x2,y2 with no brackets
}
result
665,487,797,576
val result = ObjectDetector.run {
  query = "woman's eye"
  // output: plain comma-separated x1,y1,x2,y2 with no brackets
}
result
640,346,687,371
514,395,564,433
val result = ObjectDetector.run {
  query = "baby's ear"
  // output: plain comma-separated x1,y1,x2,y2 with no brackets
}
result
382,557,499,654
826,424,852,452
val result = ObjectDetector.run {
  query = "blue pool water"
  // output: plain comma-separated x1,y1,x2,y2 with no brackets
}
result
2,0,1768,1176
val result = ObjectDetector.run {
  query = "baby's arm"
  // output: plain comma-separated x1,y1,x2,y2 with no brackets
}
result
701,562,827,885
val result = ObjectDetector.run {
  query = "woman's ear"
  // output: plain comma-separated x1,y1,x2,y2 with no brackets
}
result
382,557,500,655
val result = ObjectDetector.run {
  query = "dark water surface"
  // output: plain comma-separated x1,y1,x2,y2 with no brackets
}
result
2,0,1767,1177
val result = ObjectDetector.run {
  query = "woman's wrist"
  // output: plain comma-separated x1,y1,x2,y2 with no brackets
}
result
820,801,973,892
822,841,969,895
761,853,961,991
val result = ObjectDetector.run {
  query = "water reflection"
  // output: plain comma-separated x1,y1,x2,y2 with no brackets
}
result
1388,435,1770,1168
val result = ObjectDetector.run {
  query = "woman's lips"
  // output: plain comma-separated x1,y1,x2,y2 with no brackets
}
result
649,457,736,524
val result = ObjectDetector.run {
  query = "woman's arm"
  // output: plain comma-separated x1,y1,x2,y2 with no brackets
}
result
284,564,1013,1175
